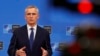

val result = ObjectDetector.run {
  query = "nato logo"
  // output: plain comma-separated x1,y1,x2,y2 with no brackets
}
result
51,42,68,51
51,43,59,51
3,24,12,33
66,26,75,36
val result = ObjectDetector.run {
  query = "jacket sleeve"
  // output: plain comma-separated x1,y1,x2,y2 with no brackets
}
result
7,31,17,56
42,31,52,56
46,32,52,56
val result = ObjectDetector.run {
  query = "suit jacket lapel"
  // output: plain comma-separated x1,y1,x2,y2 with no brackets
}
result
32,25,41,49
22,25,31,50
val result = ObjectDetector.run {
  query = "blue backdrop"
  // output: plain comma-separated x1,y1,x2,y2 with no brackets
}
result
0,0,100,56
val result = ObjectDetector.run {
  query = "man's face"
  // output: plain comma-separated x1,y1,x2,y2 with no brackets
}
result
25,8,39,25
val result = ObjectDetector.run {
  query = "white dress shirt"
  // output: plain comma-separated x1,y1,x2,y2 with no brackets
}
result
27,24,37,40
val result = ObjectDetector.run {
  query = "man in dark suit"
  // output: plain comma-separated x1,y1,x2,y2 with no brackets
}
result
8,5,52,56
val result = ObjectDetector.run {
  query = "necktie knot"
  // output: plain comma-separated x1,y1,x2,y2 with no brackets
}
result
30,28,33,30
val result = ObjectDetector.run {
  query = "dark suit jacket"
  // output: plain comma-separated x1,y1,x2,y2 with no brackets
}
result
8,25,52,56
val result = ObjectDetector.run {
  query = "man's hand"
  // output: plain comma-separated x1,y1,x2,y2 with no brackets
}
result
16,46,26,56
41,47,48,56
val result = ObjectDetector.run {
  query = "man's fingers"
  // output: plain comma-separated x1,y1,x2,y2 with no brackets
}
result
41,47,48,53
20,46,26,51
16,50,26,56
16,47,26,56
17,46,26,54
41,47,48,56
41,47,45,51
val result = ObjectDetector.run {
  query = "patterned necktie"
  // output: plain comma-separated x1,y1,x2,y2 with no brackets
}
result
29,28,34,49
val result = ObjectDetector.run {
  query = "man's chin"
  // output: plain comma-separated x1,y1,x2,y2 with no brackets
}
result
28,23,35,25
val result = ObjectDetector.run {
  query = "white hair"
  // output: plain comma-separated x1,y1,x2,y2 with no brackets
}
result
25,5,39,12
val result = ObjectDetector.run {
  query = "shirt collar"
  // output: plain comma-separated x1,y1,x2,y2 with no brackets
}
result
27,24,37,31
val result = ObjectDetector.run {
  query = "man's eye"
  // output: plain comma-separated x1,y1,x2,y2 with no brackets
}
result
32,13,36,15
27,13,31,15
27,13,36,15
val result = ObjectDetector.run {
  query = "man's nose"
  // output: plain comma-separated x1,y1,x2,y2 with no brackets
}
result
30,14,33,17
